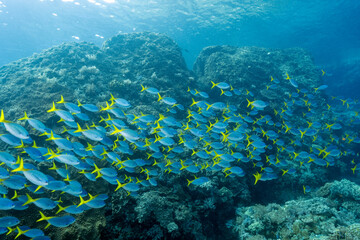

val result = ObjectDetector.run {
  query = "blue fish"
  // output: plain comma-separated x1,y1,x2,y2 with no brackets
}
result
37,212,76,228
0,198,15,210
0,216,20,227
187,177,210,186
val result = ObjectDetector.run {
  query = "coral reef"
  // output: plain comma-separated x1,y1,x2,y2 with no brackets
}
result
228,179,360,240
101,175,250,239
193,45,320,91
0,32,194,122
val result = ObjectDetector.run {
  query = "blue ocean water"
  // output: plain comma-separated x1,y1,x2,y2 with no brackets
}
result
0,1,360,239
0,0,359,97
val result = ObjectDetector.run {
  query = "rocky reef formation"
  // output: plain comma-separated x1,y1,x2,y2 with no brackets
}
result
102,174,251,240
229,179,360,240
193,45,322,104
0,32,193,122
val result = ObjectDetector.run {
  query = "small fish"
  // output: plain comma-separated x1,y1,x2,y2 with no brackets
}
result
221,89,233,97
110,94,131,108
23,170,49,187
75,113,90,121
0,152,16,164
198,91,209,98
51,106,76,122
57,96,81,113
187,176,210,186
14,226,45,238
140,85,159,95
0,216,20,227
78,101,99,112
123,182,140,192
0,134,23,146
45,181,67,191
0,198,15,210
206,102,227,111
3,122,30,140
57,204,87,214
211,81,230,89
37,212,76,228
54,154,80,166
246,99,268,109
314,85,328,92
2,175,27,190
228,166,245,177
25,195,57,210
157,93,177,106
74,123,104,141
111,126,140,141
289,78,298,88
18,112,48,133
303,185,311,194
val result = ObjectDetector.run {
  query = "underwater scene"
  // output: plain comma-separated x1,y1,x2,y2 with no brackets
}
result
0,0,360,239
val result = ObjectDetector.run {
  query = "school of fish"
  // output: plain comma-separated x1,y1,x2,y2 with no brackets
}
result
0,70,359,239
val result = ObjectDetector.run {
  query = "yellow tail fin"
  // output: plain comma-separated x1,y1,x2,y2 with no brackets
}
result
246,98,252,108
37,211,53,222
109,93,116,103
15,226,28,239
211,81,217,89
18,111,30,121
57,95,65,104
190,98,198,107
47,102,59,113
74,123,83,133
56,204,67,214
12,157,29,172
14,140,25,149
187,179,193,186
22,193,36,206
0,110,10,123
